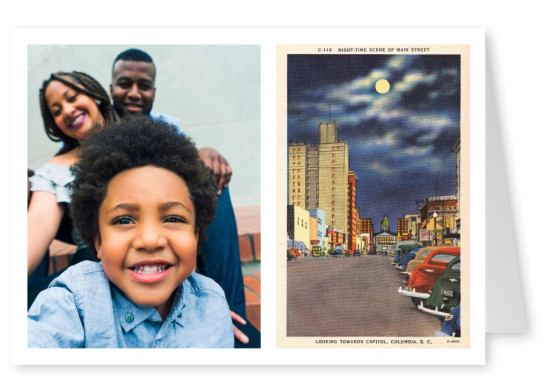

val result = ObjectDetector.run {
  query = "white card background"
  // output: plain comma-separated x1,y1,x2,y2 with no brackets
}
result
2,1,549,387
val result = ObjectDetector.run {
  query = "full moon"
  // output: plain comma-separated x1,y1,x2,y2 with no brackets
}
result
375,79,390,94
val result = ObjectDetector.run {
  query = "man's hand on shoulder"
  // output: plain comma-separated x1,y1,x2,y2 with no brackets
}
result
198,147,232,193
230,310,249,345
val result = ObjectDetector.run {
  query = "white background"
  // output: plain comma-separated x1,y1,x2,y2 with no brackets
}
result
2,0,548,388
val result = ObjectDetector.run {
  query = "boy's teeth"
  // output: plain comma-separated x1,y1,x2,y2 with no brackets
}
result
133,264,168,274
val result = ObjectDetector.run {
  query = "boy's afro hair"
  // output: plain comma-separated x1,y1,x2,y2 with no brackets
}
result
69,116,218,257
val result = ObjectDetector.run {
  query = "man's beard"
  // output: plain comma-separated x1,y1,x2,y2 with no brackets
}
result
114,102,152,117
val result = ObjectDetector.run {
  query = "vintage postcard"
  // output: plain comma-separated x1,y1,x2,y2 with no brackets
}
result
277,41,483,359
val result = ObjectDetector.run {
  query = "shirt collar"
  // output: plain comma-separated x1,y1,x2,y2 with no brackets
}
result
112,283,188,332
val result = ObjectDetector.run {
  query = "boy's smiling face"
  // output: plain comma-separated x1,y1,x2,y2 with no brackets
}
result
94,165,198,319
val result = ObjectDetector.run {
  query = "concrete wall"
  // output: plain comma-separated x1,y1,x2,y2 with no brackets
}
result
27,45,260,207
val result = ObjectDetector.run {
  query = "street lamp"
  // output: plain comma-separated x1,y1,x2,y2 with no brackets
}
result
433,211,438,245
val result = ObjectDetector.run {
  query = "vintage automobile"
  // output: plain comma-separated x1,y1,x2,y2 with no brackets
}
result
332,248,345,257
312,245,323,257
287,248,297,261
402,246,447,277
398,247,460,305
353,250,361,256
393,243,422,267
393,240,423,265
418,256,460,318
396,247,422,270
435,305,461,337
288,247,301,257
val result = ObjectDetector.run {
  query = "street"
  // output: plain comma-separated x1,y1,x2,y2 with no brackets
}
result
287,254,442,337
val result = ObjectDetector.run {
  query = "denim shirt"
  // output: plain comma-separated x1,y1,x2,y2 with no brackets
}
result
28,261,234,348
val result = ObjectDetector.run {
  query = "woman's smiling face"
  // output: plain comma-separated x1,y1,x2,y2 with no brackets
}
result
94,165,199,320
45,79,104,141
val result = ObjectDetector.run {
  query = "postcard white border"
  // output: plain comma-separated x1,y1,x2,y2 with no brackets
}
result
11,27,484,365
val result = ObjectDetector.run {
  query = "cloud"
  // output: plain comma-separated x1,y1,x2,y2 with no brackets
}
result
366,161,393,175
287,54,461,229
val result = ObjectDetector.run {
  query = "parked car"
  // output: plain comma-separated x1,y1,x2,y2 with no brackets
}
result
353,250,361,256
288,247,301,257
403,246,447,278
398,247,460,305
397,247,422,270
287,248,297,261
393,240,423,264
394,243,422,265
435,305,461,337
332,249,345,257
418,256,461,318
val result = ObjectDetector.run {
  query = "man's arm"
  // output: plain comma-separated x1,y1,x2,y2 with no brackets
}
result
198,147,232,193
151,113,233,192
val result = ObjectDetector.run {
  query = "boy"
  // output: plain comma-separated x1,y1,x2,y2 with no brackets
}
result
27,116,234,348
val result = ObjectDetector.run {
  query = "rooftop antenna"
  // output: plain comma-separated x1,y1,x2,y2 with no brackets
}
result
329,104,332,122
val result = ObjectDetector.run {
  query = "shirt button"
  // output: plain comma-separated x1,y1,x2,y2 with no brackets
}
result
177,311,183,318
125,314,134,322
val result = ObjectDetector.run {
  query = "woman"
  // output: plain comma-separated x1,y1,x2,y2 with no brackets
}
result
28,71,118,278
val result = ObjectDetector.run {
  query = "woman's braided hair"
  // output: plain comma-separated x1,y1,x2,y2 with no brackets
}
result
39,71,119,155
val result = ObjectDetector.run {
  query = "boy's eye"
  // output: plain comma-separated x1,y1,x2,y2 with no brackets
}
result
164,216,187,224
112,216,134,225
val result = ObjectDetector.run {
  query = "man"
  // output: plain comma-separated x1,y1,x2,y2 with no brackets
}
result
110,49,232,192
110,48,257,347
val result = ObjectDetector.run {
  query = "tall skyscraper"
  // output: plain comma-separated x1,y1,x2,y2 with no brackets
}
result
397,217,408,241
348,171,358,252
288,120,350,239
288,142,307,209
318,121,349,233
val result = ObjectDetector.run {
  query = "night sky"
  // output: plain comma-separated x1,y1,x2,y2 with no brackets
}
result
287,54,460,233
